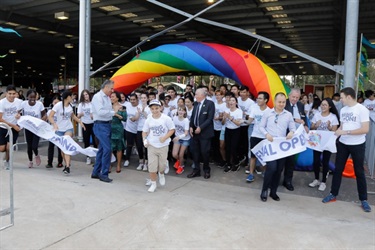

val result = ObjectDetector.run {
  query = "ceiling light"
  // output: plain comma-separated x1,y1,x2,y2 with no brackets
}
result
280,54,287,59
5,22,20,27
292,55,298,59
112,52,119,56
59,55,66,60
167,29,176,33
281,25,294,29
272,14,287,18
369,39,375,44
208,0,214,3
48,30,58,34
54,11,69,20
65,34,74,38
133,18,154,24
152,24,166,29
140,36,150,41
186,37,196,40
266,6,283,11
15,59,21,63
65,43,74,49
299,66,304,69
277,20,291,24
27,66,32,70
28,26,39,31
302,71,307,74
99,5,120,12
120,13,138,18
262,44,271,49
260,0,278,2
91,0,100,3
9,49,17,54
247,28,256,34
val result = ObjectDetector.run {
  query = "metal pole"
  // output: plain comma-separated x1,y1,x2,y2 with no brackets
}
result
85,0,91,90
90,0,225,76
355,33,363,98
343,0,359,88
0,123,14,231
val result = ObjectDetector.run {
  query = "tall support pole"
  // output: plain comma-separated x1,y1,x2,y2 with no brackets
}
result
343,0,359,88
78,0,88,141
85,0,91,91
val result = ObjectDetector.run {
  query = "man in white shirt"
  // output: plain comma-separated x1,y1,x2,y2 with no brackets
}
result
91,80,116,183
322,87,371,213
0,85,22,169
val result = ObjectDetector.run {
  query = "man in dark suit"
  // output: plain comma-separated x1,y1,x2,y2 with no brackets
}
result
283,88,309,191
188,87,215,179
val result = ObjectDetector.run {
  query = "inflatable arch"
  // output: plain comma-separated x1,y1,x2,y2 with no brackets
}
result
112,41,290,107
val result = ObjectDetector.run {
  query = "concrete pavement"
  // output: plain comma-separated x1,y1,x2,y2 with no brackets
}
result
1,150,374,249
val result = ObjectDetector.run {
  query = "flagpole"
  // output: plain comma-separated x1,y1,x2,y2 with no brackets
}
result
355,33,363,99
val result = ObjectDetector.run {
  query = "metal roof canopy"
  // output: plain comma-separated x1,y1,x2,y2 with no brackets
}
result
0,0,374,82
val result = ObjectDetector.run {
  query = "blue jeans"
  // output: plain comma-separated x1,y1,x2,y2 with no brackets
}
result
331,141,367,201
92,123,111,178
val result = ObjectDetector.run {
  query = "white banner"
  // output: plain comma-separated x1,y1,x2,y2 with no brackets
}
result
305,130,337,153
18,116,97,157
251,125,307,165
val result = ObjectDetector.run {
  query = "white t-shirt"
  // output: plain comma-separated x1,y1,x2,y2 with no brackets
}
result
311,112,339,131
168,97,179,110
214,102,226,131
0,97,22,125
125,103,139,134
21,100,44,119
173,116,190,141
363,98,375,121
238,97,255,126
224,108,243,129
186,107,193,121
47,109,57,124
143,113,175,148
249,105,271,138
77,102,94,124
137,104,150,131
52,101,74,132
339,103,369,145
120,101,129,129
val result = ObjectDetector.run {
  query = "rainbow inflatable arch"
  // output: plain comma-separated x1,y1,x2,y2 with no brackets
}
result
112,41,290,107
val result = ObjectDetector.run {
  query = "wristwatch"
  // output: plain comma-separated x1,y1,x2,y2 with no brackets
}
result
347,130,351,135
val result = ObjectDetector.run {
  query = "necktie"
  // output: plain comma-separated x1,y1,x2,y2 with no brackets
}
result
195,102,201,126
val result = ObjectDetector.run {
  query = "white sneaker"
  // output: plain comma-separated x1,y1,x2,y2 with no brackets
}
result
318,182,326,191
28,161,33,168
4,160,9,170
143,164,148,171
145,178,152,186
136,163,143,171
158,172,165,186
309,179,320,188
123,160,129,167
165,160,169,174
86,157,91,165
35,155,41,166
148,181,157,192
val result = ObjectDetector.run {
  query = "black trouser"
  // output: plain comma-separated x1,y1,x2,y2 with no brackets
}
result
225,127,241,165
284,155,295,184
212,130,222,163
313,150,331,183
25,130,40,161
239,125,249,164
262,158,286,195
191,135,212,174
331,141,367,201
47,141,63,165
136,131,147,160
125,131,138,161
82,123,96,148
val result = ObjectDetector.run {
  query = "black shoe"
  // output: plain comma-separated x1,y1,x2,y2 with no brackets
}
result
283,182,294,191
223,165,231,173
45,164,53,168
260,190,268,202
231,164,240,172
56,163,63,168
270,193,280,201
100,176,113,183
187,170,201,178
63,166,70,174
91,174,100,179
217,162,226,169
204,172,211,179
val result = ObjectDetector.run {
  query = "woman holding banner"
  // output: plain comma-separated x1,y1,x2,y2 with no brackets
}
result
48,90,85,175
309,98,339,191
258,92,296,202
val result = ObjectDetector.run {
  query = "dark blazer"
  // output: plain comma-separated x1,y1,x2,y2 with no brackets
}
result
190,98,215,139
285,99,308,125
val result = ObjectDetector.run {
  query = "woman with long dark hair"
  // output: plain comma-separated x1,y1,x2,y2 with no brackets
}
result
77,89,96,165
21,89,46,168
48,90,85,174
309,97,339,191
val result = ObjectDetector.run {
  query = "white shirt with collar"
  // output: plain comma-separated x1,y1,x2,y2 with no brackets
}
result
91,90,114,121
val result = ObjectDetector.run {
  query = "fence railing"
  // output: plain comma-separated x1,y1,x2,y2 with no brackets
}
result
365,117,375,179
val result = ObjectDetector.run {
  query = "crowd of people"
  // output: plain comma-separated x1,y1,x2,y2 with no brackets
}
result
0,81,374,212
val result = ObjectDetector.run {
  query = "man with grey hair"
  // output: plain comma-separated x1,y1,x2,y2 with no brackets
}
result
188,87,215,179
91,80,116,183
283,88,308,191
